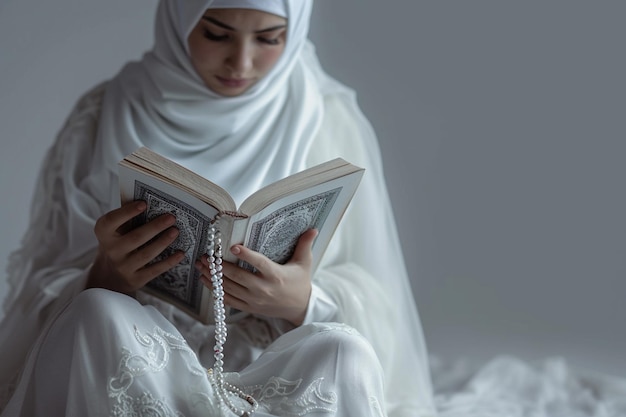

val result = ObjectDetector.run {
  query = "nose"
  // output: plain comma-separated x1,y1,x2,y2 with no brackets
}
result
226,41,253,75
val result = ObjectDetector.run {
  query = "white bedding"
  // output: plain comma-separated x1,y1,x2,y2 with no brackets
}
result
431,355,626,417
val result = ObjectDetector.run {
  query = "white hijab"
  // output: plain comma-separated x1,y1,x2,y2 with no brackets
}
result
89,0,322,208
1,2,436,414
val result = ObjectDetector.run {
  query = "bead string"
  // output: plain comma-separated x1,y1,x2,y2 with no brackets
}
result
206,215,258,417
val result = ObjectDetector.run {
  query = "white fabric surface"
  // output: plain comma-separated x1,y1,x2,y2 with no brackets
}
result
431,355,626,417
0,84,435,416
92,0,320,212
208,0,287,18
3,289,388,416
5,0,624,415
0,0,434,415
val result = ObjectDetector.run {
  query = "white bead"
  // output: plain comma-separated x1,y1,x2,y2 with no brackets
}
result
206,217,257,416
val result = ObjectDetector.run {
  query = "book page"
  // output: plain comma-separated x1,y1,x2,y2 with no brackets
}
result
121,147,237,212
241,172,362,272
119,165,223,323
239,158,361,215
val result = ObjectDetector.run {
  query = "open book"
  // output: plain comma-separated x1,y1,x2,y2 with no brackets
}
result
118,147,364,324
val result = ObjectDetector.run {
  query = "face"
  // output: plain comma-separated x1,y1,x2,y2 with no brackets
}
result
187,8,287,97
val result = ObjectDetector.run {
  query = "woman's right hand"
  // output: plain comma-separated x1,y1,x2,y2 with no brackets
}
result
86,200,185,294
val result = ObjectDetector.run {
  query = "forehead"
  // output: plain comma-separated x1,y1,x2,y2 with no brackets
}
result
202,8,288,31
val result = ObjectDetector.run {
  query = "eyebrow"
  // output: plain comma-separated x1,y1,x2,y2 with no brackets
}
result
202,16,286,33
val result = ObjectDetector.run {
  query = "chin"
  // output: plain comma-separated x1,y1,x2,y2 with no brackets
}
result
205,82,251,97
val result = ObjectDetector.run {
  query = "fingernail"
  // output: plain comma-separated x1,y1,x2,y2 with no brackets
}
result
136,201,147,211
231,246,241,255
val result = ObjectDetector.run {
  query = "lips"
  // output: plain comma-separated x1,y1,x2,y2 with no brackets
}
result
216,76,251,88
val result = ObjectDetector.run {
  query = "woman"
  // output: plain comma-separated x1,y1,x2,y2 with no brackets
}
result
0,1,435,416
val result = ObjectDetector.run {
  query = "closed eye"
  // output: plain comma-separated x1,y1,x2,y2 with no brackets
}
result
203,28,228,42
258,37,281,46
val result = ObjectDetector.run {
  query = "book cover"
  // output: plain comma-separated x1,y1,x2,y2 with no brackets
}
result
119,147,364,324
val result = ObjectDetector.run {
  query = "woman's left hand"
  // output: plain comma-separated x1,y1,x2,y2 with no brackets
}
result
196,229,318,326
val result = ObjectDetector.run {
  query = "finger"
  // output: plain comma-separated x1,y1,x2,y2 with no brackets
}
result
222,275,250,300
229,245,274,275
112,213,177,259
198,273,250,312
135,250,186,287
289,229,318,265
195,257,227,282
223,292,249,312
95,201,146,241
125,226,180,271
196,257,251,292
220,261,256,286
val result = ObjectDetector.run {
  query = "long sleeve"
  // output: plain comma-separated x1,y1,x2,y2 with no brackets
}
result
0,83,110,404
305,94,437,417
0,83,436,417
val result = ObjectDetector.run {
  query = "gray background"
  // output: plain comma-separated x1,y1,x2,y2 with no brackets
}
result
1,1,624,377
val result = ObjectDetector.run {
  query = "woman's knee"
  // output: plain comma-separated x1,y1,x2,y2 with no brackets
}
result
307,323,382,368
64,288,135,328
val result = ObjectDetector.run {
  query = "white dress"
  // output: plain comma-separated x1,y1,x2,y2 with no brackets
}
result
0,83,436,417
4,84,626,417
4,288,387,417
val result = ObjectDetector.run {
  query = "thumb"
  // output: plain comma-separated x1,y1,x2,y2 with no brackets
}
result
290,228,318,265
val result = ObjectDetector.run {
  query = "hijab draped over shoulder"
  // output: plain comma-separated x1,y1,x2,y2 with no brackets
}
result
89,0,324,216
1,1,436,415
